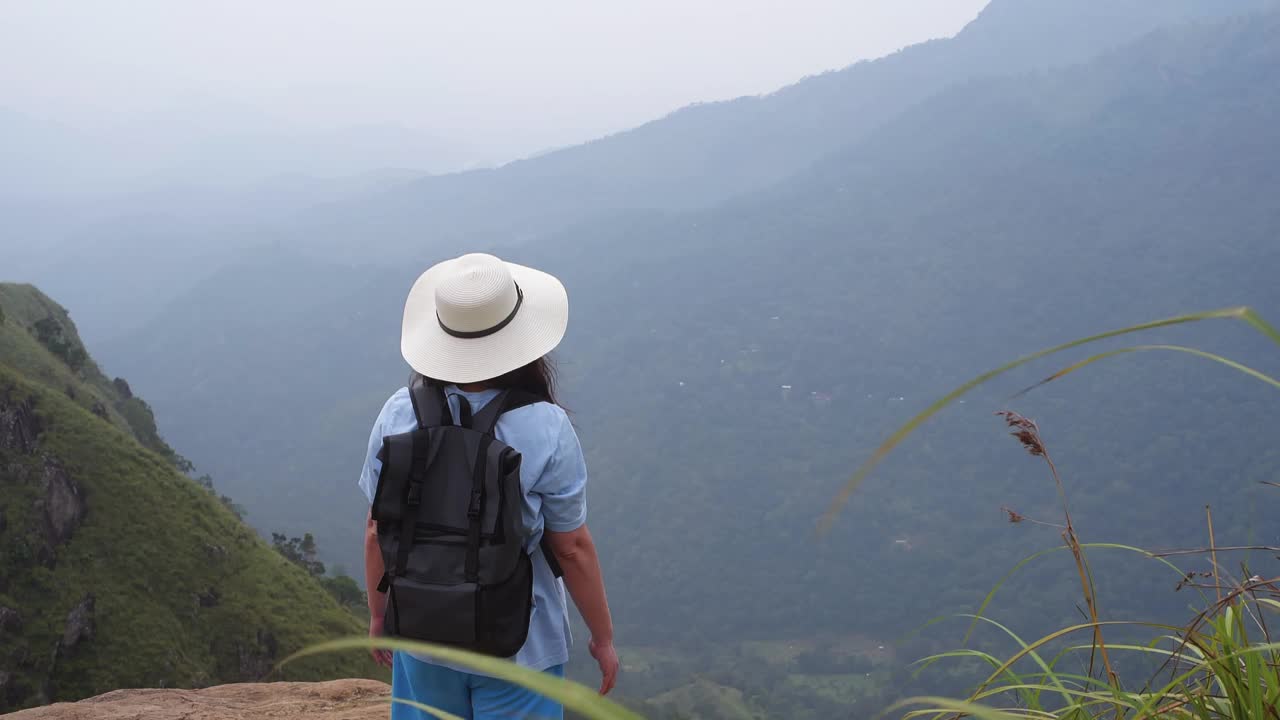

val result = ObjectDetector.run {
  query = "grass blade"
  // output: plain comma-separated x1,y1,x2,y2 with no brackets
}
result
964,543,1211,646
1240,307,1280,347
893,695,1056,720
1013,344,1280,398
281,637,645,720
821,306,1258,532
391,697,468,720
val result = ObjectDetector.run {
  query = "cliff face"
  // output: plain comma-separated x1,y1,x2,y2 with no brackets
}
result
3,680,392,720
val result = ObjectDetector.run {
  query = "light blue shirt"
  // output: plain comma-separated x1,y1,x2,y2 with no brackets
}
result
358,384,588,672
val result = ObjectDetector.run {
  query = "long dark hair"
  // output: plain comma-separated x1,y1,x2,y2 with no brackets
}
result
425,355,560,406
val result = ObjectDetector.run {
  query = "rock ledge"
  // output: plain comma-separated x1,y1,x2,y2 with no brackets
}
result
4,679,391,719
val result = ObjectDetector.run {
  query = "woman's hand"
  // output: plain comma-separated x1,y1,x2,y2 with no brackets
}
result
369,615,393,668
589,637,619,695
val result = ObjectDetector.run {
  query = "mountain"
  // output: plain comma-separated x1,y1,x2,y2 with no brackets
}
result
0,285,375,713
10,0,1268,360
281,0,1275,260
89,2,1280,716
15,0,1269,340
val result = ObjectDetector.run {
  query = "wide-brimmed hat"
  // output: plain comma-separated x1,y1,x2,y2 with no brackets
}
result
400,253,568,384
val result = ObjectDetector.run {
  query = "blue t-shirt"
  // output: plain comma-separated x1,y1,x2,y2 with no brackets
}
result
358,384,588,672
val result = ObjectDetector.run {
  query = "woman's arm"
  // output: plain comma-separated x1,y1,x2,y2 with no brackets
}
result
364,509,392,667
546,523,618,694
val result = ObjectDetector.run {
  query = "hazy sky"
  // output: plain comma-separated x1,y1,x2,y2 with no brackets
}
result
3,0,989,160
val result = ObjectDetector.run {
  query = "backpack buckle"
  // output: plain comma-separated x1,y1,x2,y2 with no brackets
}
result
467,490,482,519
407,483,422,506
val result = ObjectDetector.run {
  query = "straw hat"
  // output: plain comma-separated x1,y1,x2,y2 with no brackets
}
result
400,253,568,383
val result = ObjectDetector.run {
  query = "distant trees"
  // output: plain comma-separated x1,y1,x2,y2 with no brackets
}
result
195,474,246,520
32,316,87,371
269,531,366,612
793,648,874,675
319,574,365,612
271,532,326,577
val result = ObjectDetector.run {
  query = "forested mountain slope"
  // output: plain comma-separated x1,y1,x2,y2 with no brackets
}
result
0,285,372,713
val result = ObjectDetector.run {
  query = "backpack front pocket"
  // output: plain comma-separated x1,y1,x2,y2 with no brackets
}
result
386,577,477,645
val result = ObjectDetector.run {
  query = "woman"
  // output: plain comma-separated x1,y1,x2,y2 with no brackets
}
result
357,253,618,719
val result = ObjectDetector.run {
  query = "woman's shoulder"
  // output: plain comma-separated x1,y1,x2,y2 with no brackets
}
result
374,387,417,430
504,398,569,428
501,399,574,447
377,387,570,439
381,386,413,413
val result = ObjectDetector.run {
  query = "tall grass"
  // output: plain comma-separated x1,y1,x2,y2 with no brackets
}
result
287,306,1280,719
873,306,1280,720
895,423,1280,720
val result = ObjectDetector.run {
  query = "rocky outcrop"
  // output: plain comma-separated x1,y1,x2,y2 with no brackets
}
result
42,594,97,702
58,595,95,652
1,388,87,565
235,630,279,682
4,680,392,719
0,606,22,632
0,391,41,454
37,462,85,553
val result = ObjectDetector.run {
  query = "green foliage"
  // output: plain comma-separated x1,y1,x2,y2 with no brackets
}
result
271,532,326,577
647,678,767,720
0,366,380,712
902,526,1280,720
0,287,386,712
0,283,191,471
196,474,247,520
319,574,365,613
32,316,88,372
270,530,371,613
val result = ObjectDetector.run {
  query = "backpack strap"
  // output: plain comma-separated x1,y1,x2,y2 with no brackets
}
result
465,433,494,583
378,375,451,594
386,428,437,591
408,374,453,429
469,390,512,435
469,390,543,436
468,390,565,579
541,535,564,579
454,395,474,429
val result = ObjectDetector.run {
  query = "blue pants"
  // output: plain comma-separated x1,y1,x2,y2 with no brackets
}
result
391,651,565,720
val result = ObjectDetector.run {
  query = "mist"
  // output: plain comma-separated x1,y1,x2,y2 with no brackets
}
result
1,0,986,196
4,0,1280,717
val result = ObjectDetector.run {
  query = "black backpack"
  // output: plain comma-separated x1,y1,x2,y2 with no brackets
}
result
371,375,562,657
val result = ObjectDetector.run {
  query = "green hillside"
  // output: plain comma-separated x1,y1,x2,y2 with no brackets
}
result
0,283,188,470
649,678,768,720
0,284,375,713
